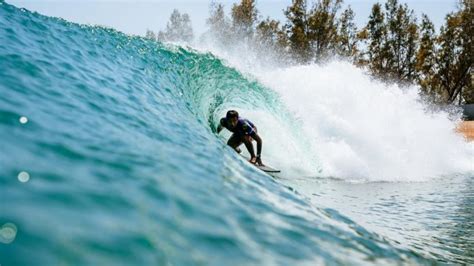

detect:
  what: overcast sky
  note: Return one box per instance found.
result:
[8,0,459,37]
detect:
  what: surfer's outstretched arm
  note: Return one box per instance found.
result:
[252,133,263,165]
[217,117,226,134]
[251,133,262,156]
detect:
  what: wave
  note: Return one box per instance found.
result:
[1,2,468,265]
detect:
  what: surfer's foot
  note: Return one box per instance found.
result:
[235,147,241,154]
[249,157,257,164]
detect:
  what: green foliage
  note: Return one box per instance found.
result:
[157,9,194,43]
[416,15,437,97]
[307,0,342,61]
[365,3,388,75]
[145,29,156,41]
[337,6,358,58]
[282,0,343,63]
[231,0,258,40]
[172,0,471,105]
[257,18,287,51]
[457,0,473,104]
[256,18,290,63]
[434,0,473,104]
[206,1,231,45]
[284,0,311,63]
[359,0,420,84]
[384,0,419,82]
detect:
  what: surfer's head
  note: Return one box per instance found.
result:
[226,110,239,127]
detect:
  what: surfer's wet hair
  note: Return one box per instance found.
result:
[226,110,239,120]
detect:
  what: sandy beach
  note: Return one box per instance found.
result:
[457,121,474,141]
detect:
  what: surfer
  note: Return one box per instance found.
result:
[217,110,264,166]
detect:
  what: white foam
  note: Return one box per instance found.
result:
[192,39,473,182]
[257,62,474,181]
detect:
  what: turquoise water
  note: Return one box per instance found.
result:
[0,2,472,265]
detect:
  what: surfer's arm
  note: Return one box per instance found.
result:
[252,133,263,165]
[217,118,226,134]
[252,133,262,158]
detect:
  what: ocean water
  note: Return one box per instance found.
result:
[1,2,473,265]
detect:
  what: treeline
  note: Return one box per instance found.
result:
[146,9,194,43]
[146,0,473,105]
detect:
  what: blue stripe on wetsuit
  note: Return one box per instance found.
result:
[240,119,255,136]
[221,117,256,136]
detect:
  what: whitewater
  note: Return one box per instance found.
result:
[1,2,473,265]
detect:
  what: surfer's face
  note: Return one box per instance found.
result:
[229,117,238,128]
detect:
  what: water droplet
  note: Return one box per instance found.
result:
[19,116,28,124]
[18,171,30,183]
[0,223,18,244]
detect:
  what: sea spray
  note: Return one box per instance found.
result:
[257,62,473,181]
[196,37,473,181]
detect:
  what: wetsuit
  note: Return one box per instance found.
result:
[220,117,257,138]
[218,116,263,164]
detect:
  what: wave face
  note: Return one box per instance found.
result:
[0,2,472,265]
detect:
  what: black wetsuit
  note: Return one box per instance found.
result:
[220,117,255,135]
[219,117,263,163]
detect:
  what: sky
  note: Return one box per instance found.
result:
[8,0,459,37]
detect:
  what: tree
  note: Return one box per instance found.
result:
[337,5,358,58]
[284,0,310,63]
[403,20,419,82]
[434,0,473,104]
[415,14,437,96]
[458,0,473,104]
[384,0,418,82]
[435,14,463,103]
[206,1,231,44]
[364,3,388,76]
[145,29,156,41]
[307,0,342,62]
[256,18,289,61]
[157,9,194,43]
[354,27,369,66]
[231,0,258,40]
[195,0,471,105]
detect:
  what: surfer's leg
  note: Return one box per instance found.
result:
[227,133,243,153]
[243,137,256,158]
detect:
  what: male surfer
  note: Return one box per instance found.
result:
[217,110,264,166]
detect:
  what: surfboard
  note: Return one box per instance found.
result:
[240,154,281,173]
[257,165,281,173]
